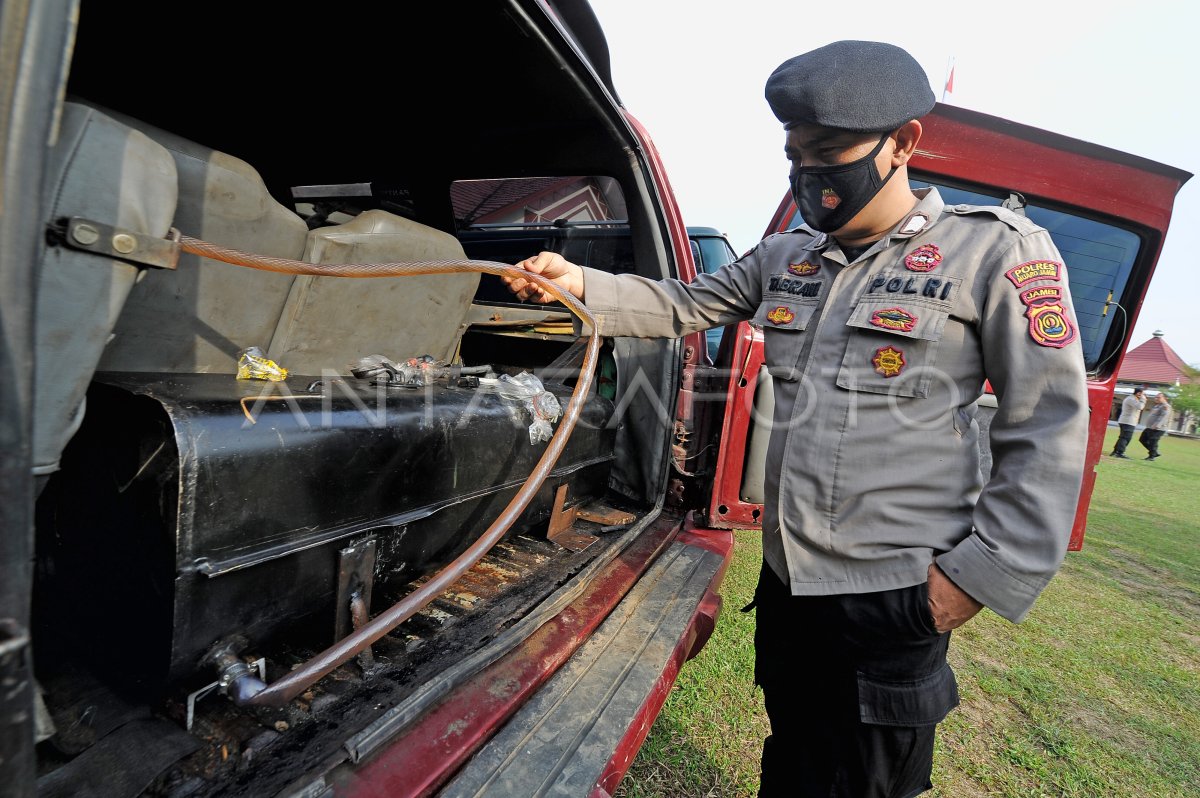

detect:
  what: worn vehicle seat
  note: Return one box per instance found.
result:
[33,103,178,475]
[90,109,480,376]
[96,115,309,375]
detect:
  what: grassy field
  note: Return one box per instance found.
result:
[616,428,1200,797]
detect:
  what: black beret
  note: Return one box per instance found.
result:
[765,40,936,132]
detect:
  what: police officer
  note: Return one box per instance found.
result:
[504,39,1088,798]
[1111,386,1146,458]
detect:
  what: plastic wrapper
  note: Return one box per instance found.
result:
[236,346,288,381]
[397,355,445,388]
[493,372,562,444]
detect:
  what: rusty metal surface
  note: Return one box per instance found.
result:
[348,594,374,672]
[547,484,597,553]
[575,503,636,527]
[335,540,377,643]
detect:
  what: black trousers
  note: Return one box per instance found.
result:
[1113,423,1136,455]
[1140,428,1165,457]
[752,563,959,798]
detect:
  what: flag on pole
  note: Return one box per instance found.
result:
[942,57,956,103]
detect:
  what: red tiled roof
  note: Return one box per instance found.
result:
[1118,334,1195,386]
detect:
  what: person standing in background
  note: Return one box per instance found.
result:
[1139,392,1171,460]
[1110,386,1146,459]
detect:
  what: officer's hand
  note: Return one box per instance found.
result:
[927,562,982,633]
[503,251,585,304]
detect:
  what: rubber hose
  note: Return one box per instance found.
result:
[177,234,600,708]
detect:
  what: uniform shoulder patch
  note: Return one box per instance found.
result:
[1025,300,1076,348]
[1005,260,1062,288]
[1019,285,1062,305]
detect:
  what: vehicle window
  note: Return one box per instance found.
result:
[694,236,738,275]
[451,176,633,307]
[784,179,1142,372]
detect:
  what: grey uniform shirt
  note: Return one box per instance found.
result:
[1144,402,1170,430]
[579,188,1088,622]
[1118,394,1145,426]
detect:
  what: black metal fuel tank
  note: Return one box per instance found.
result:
[33,371,616,683]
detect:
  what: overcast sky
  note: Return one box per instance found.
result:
[589,0,1199,365]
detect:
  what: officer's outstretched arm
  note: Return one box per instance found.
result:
[550,240,770,340]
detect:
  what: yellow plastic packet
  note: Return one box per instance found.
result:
[236,346,288,381]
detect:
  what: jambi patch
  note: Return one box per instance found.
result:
[904,243,942,272]
[872,346,906,377]
[788,260,821,276]
[869,307,918,333]
[766,306,796,325]
[1019,285,1062,306]
[1025,300,1077,348]
[1005,259,1062,288]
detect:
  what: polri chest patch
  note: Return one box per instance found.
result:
[904,243,942,272]
[865,272,956,303]
[788,260,821,276]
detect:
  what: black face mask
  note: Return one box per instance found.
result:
[789,133,897,233]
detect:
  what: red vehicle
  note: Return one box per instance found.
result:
[1,2,734,796]
[700,103,1191,552]
[1,2,1189,795]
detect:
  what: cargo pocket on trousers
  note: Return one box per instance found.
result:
[857,662,959,727]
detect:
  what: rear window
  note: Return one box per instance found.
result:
[785,179,1142,372]
[693,235,738,275]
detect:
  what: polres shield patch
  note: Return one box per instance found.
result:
[869,307,918,333]
[788,260,821,276]
[821,188,841,209]
[766,306,796,325]
[1005,259,1062,288]
[872,345,906,377]
[1025,300,1076,348]
[904,243,942,272]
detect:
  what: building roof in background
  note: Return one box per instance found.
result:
[1118,330,1195,386]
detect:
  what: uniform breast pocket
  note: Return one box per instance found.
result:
[836,299,950,398]
[753,301,817,381]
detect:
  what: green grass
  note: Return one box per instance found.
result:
[616,429,1200,797]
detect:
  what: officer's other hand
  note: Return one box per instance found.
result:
[503,251,585,303]
[927,562,982,633]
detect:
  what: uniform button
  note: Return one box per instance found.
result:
[955,204,970,212]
